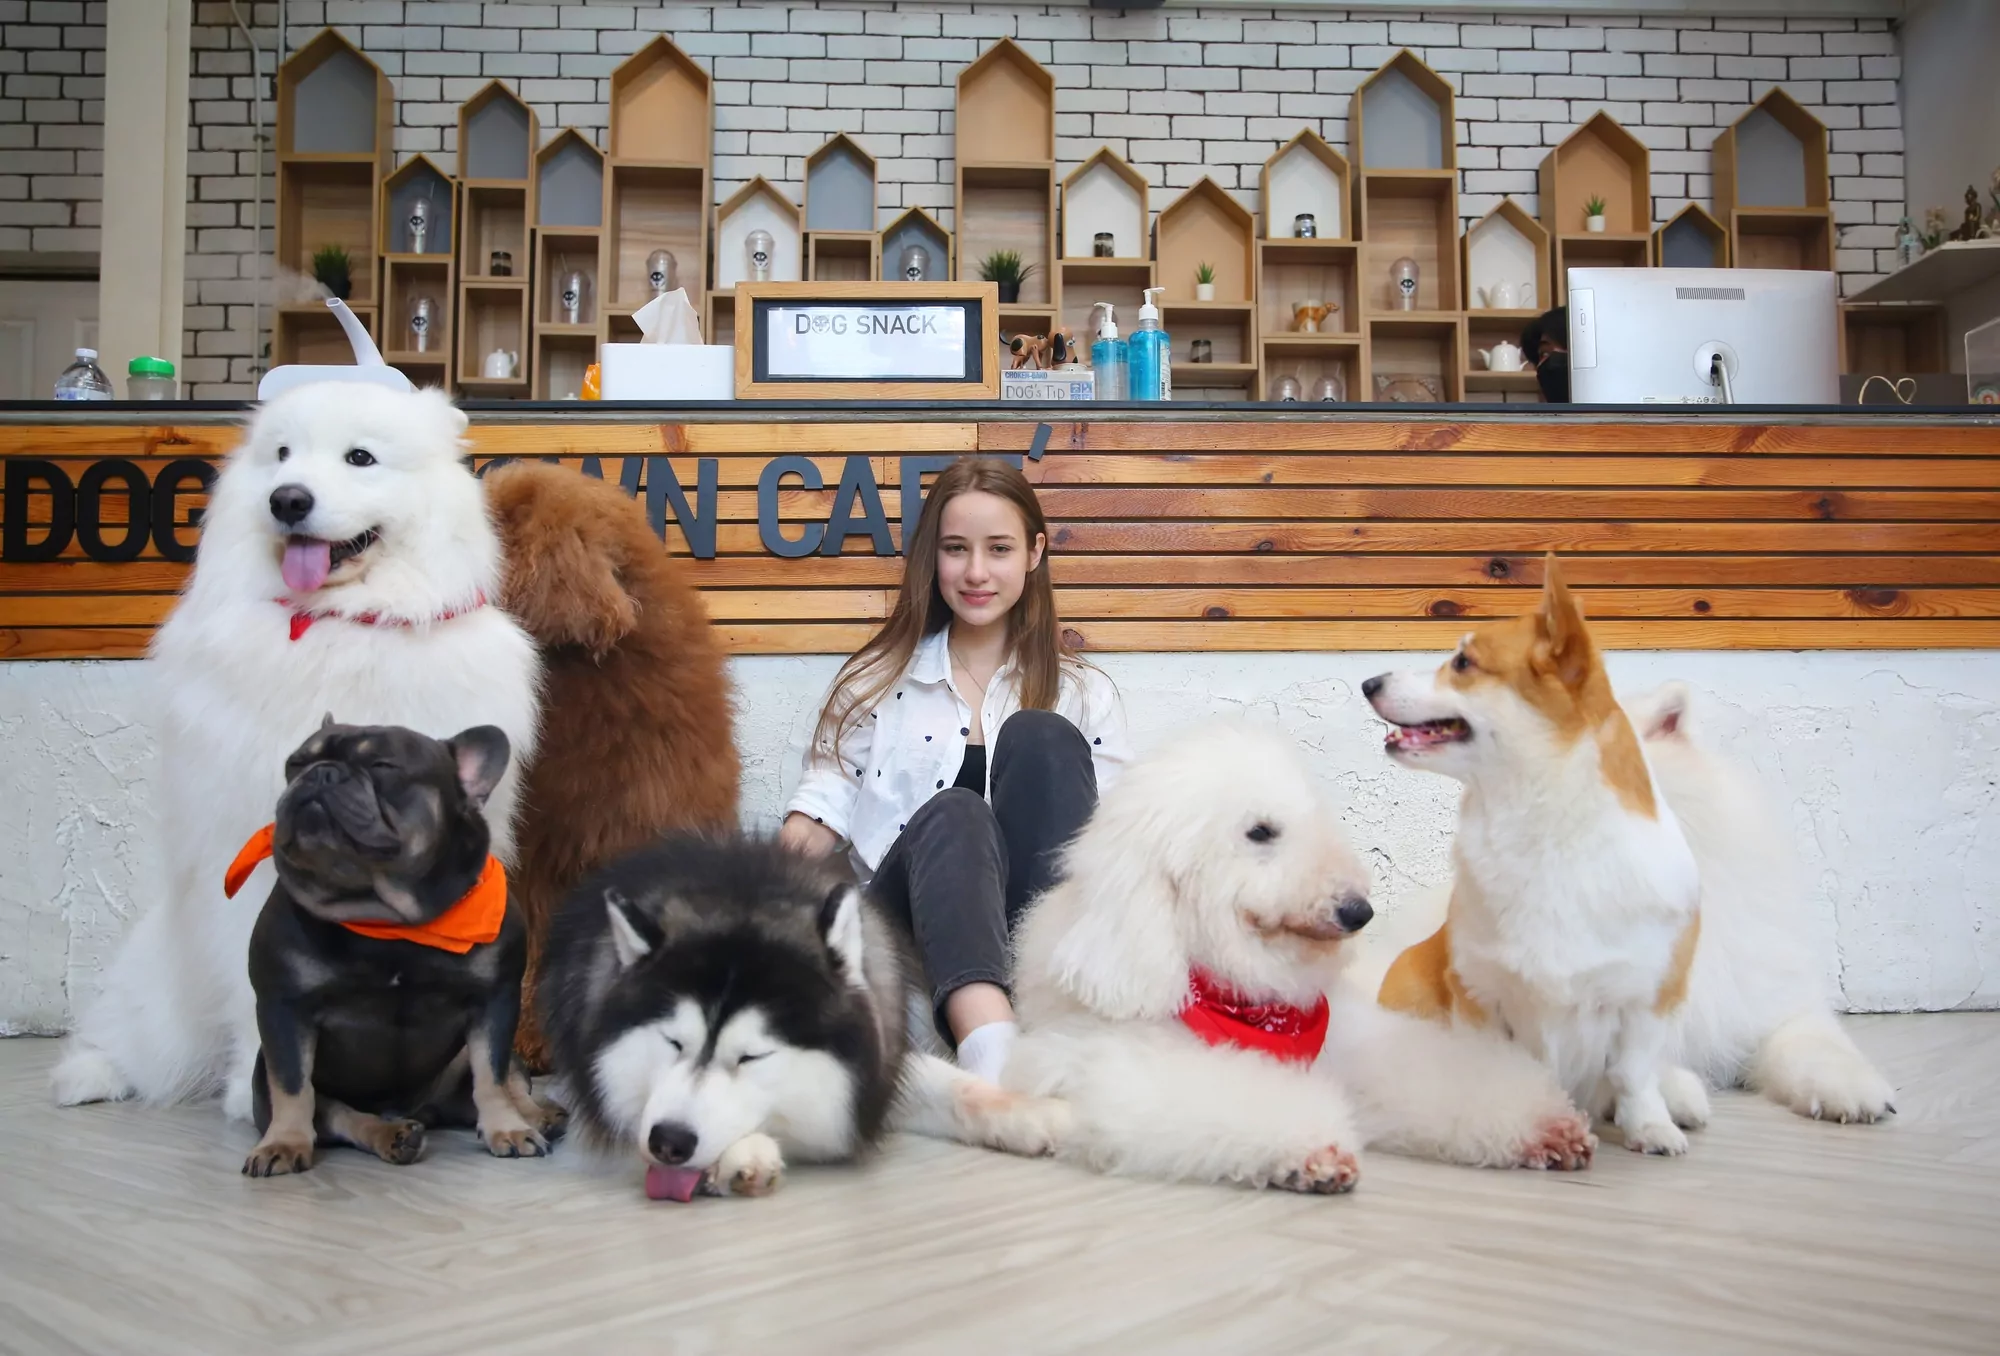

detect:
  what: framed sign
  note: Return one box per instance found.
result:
[734,281,1000,400]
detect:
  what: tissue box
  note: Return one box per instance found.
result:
[600,344,736,400]
[1001,369,1095,401]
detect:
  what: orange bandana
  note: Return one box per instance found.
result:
[223,823,508,954]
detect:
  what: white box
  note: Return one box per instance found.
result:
[1000,368,1095,401]
[599,344,736,400]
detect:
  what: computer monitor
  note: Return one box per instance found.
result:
[1566,267,1840,405]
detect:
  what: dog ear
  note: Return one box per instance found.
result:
[487,465,641,658]
[320,712,336,731]
[819,884,869,991]
[447,725,511,809]
[1038,798,1191,1022]
[1626,680,1693,741]
[1535,553,1594,690]
[604,887,655,969]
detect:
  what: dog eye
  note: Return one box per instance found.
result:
[1246,822,1279,843]
[663,1036,684,1054]
[275,445,290,462]
[736,1052,769,1067]
[345,448,376,468]
[1452,652,1472,672]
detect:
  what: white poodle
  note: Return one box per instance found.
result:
[1005,719,1596,1193]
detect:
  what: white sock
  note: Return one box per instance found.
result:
[955,1020,1018,1084]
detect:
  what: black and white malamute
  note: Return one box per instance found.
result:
[537,834,1069,1198]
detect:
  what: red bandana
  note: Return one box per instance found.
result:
[1178,967,1330,1066]
[282,592,488,642]
[222,823,508,955]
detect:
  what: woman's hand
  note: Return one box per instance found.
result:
[780,811,840,858]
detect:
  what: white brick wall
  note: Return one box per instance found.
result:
[0,2,1911,398]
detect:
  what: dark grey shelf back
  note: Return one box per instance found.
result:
[538,139,604,228]
[1660,216,1722,269]
[883,217,950,280]
[389,165,455,253]
[464,97,532,181]
[807,143,876,232]
[1734,109,1808,208]
[1360,69,1445,171]
[292,51,378,154]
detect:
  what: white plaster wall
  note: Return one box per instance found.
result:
[4,650,1996,1034]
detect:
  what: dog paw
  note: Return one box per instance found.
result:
[378,1118,427,1166]
[243,1134,315,1178]
[714,1133,785,1197]
[529,1098,570,1141]
[1620,1119,1689,1157]
[1517,1110,1596,1171]
[1274,1144,1360,1195]
[1782,1074,1897,1126]
[1660,1067,1711,1131]
[479,1123,549,1159]
[953,1079,1071,1157]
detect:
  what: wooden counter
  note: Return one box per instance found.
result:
[5,404,2000,658]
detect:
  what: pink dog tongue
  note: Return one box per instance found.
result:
[282,538,332,594]
[645,1165,704,1202]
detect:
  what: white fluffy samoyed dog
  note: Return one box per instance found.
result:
[51,382,541,1120]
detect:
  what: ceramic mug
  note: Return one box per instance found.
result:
[483,349,519,380]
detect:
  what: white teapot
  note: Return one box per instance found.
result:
[483,349,519,380]
[1477,341,1527,372]
[1476,282,1535,310]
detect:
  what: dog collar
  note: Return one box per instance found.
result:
[223,823,508,954]
[279,592,489,642]
[1178,967,1329,1066]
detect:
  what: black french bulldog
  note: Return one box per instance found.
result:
[240,717,564,1177]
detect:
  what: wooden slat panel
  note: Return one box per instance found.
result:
[1024,454,2000,489]
[1042,521,2000,554]
[1048,587,2000,621]
[978,420,2000,456]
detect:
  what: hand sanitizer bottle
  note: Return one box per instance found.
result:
[1089,301,1127,401]
[1128,286,1172,401]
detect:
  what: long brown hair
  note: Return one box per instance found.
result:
[812,456,1074,758]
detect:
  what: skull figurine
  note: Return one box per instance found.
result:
[746,229,775,283]
[646,249,676,296]
[560,270,588,325]
[901,244,930,283]
[407,198,432,254]
[407,294,437,353]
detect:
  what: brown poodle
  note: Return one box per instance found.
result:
[485,461,740,1067]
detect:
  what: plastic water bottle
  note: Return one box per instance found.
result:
[53,347,114,401]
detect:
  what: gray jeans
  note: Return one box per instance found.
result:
[866,709,1098,1044]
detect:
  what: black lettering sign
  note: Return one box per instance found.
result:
[3,458,76,562]
[758,455,825,558]
[149,459,215,564]
[822,454,892,557]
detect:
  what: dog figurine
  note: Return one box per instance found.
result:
[237,718,564,1177]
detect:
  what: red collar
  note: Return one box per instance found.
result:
[282,591,488,642]
[1178,966,1329,1066]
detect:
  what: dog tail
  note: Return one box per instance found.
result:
[484,461,650,658]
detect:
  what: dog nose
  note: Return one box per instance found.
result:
[648,1121,699,1166]
[1336,896,1374,933]
[1361,675,1385,700]
[270,484,315,527]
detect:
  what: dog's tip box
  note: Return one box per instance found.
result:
[600,344,736,401]
[1001,369,1095,402]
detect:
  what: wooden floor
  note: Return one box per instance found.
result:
[2,1017,1998,1355]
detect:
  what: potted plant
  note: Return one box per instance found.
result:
[1194,261,1216,302]
[311,243,353,301]
[978,249,1037,304]
[1583,196,1607,234]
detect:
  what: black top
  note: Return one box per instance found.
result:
[953,743,987,794]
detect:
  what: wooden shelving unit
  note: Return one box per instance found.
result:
[882,206,953,286]
[1353,52,1462,402]
[1058,148,1151,343]
[709,176,802,350]
[956,40,1059,334]
[378,154,456,391]
[804,134,880,281]
[452,81,536,397]
[531,127,605,401]
[1254,132,1354,403]
[1157,179,1258,397]
[1263,129,1351,243]
[1540,111,1651,302]
[602,36,713,349]
[1654,202,1731,268]
[1841,304,1948,376]
[1166,301,1259,401]
[1461,197,1547,395]
[1713,88,1834,273]
[272,29,393,366]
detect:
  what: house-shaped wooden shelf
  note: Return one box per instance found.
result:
[804,135,880,281]
[274,29,393,364]
[1540,112,1652,299]
[956,41,1058,313]
[608,36,711,163]
[1157,178,1255,304]
[1463,198,1549,315]
[458,81,537,190]
[1712,88,1834,271]
[956,39,1054,166]
[882,207,952,284]
[710,176,803,347]
[1058,149,1152,339]
[1263,130,1351,241]
[531,129,605,398]
[1654,203,1730,269]
[1354,50,1455,172]
[604,36,713,315]
[1353,52,1460,318]
[379,156,457,386]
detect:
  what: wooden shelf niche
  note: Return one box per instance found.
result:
[956,40,1058,314]
[1059,148,1151,340]
[1841,304,1947,376]
[379,155,456,389]
[1540,111,1651,301]
[710,176,803,349]
[1157,177,1255,304]
[1165,302,1258,401]
[453,81,536,396]
[1654,202,1730,269]
[1354,50,1462,377]
[882,206,953,287]
[1264,129,1351,242]
[805,135,880,282]
[532,128,605,400]
[273,29,392,365]
[1462,198,1547,396]
[1712,88,1835,271]
[603,36,713,337]
[1258,131,1356,401]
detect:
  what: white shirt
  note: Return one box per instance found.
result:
[786,628,1130,877]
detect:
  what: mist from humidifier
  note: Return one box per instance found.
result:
[1090,301,1127,401]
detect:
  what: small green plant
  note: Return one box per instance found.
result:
[311,243,353,300]
[977,249,1037,286]
[1194,261,1217,284]
[1583,195,1608,218]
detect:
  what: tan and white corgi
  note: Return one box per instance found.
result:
[1363,557,1893,1154]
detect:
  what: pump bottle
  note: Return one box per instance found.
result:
[1128,287,1172,401]
[1089,301,1128,401]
